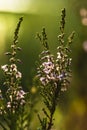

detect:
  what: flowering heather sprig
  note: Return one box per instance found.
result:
[5,17,23,64]
[37,9,75,91]
[0,17,28,130]
[36,8,75,130]
[0,17,25,115]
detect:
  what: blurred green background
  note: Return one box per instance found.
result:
[0,0,87,130]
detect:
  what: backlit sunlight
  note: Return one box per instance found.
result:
[0,0,31,13]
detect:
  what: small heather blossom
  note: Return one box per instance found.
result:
[1,64,8,72]
[16,71,22,79]
[16,90,25,100]
[40,77,49,86]
[15,89,26,105]
[58,72,65,80]
[10,64,17,72]
[7,102,11,108]
[42,61,54,74]
[57,52,61,59]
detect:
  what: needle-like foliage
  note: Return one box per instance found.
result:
[36,8,75,130]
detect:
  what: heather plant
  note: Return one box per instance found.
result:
[0,17,28,130]
[36,8,74,130]
[0,8,74,130]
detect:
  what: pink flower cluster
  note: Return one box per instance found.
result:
[1,64,22,79]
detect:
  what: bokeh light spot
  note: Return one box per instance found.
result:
[83,41,87,52]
